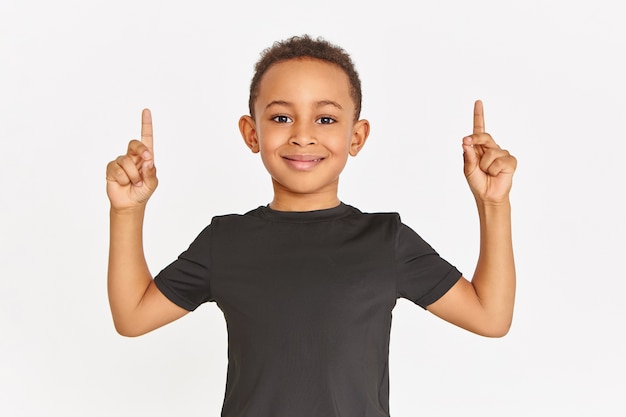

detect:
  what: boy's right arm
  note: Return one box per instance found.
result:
[106,109,188,337]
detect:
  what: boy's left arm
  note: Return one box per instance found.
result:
[427,100,517,337]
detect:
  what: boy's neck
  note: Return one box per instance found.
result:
[269,194,341,212]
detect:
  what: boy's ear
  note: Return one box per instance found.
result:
[349,119,370,157]
[239,115,259,153]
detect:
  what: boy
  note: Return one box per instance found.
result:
[106,35,517,416]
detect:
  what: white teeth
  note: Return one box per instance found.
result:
[286,158,321,162]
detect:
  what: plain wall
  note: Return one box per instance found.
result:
[1,0,624,415]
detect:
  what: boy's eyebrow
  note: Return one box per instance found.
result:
[265,100,292,110]
[264,100,344,111]
[316,100,343,110]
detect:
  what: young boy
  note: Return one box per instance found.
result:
[106,35,517,416]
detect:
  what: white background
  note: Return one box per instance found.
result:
[1,0,625,415]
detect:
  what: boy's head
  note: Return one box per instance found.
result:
[248,35,362,121]
[239,35,370,211]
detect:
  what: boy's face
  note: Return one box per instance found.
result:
[240,58,369,208]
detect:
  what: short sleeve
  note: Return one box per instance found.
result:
[396,222,462,309]
[154,225,213,311]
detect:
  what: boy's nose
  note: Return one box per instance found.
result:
[289,126,317,147]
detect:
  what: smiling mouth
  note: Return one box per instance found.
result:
[283,155,325,162]
[282,155,325,170]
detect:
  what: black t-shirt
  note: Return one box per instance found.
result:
[155,203,462,417]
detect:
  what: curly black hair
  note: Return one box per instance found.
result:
[248,35,362,121]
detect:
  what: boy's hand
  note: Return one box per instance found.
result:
[462,100,517,205]
[106,109,158,211]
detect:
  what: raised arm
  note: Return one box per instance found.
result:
[106,109,188,337]
[427,100,517,337]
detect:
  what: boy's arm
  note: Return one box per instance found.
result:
[106,109,188,337]
[426,101,517,337]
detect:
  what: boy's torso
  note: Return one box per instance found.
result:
[155,203,461,417]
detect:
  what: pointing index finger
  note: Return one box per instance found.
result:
[473,100,485,134]
[141,108,154,154]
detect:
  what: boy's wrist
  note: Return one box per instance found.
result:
[110,204,147,218]
[475,197,511,219]
[475,195,511,210]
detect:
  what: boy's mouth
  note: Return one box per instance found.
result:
[283,155,324,162]
[282,154,325,170]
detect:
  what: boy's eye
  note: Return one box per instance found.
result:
[272,115,292,123]
[316,116,336,125]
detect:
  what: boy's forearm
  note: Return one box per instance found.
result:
[470,199,516,332]
[107,207,153,333]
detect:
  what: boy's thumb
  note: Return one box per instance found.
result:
[142,161,158,189]
[462,143,477,176]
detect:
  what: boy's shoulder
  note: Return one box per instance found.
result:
[200,204,416,259]
[208,203,401,226]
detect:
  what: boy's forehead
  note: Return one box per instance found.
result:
[256,58,352,105]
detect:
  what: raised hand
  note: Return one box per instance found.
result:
[462,100,517,204]
[106,109,158,210]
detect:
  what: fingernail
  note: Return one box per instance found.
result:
[143,151,151,159]
[135,181,143,187]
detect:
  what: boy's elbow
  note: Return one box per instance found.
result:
[113,322,137,338]
[479,327,510,338]
[115,326,143,338]
[476,318,513,338]
[112,317,149,338]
